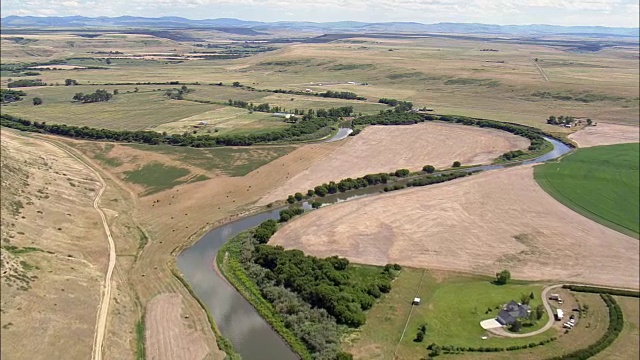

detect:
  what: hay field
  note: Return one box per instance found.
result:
[569,123,640,148]
[0,131,106,360]
[269,165,639,289]
[258,122,529,204]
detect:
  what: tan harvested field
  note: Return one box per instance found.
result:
[0,130,106,360]
[258,122,529,204]
[145,293,211,360]
[569,123,640,148]
[270,165,639,289]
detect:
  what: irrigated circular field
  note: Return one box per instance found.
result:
[269,165,639,289]
[258,122,529,205]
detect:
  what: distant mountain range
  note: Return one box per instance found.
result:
[1,15,638,37]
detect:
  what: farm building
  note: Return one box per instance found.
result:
[556,309,564,321]
[496,300,530,326]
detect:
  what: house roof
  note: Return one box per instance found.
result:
[497,310,516,325]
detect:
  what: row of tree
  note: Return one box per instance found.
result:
[1,113,335,147]
[7,79,45,88]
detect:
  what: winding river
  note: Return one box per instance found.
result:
[176,135,571,360]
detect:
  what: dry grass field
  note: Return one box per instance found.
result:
[270,165,639,289]
[258,122,529,204]
[0,130,106,360]
[593,296,640,360]
[145,293,212,360]
[568,122,640,148]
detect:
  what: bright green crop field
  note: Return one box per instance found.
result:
[534,143,639,238]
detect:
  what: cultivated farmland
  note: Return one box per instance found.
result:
[269,165,639,289]
[535,143,639,237]
[258,122,529,204]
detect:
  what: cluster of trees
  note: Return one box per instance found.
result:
[1,113,335,147]
[222,229,363,359]
[279,208,304,222]
[561,285,639,298]
[495,269,511,285]
[165,85,193,100]
[1,89,26,103]
[500,150,526,161]
[415,324,428,342]
[254,219,278,244]
[253,245,398,327]
[7,79,45,88]
[64,79,78,86]
[378,98,414,112]
[547,115,575,126]
[429,336,557,356]
[383,184,406,192]
[548,294,623,360]
[73,89,113,103]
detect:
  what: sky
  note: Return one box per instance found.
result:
[2,0,639,28]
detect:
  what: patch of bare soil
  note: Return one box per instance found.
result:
[0,130,107,360]
[145,293,209,360]
[270,165,639,289]
[569,123,639,148]
[258,122,529,205]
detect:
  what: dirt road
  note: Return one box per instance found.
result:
[40,138,117,360]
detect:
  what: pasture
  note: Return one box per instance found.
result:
[535,143,640,237]
[3,31,638,130]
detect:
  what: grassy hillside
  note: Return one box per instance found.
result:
[534,143,639,238]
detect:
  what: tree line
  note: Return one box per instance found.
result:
[7,79,46,88]
[1,113,336,147]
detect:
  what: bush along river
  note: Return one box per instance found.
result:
[176,136,572,360]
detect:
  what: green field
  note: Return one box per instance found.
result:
[534,143,640,238]
[124,144,294,176]
[123,162,206,195]
[344,269,555,359]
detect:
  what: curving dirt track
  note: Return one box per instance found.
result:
[569,123,639,148]
[270,165,639,289]
[258,122,529,205]
[37,137,117,360]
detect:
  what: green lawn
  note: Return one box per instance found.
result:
[344,269,556,360]
[534,143,639,238]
